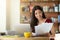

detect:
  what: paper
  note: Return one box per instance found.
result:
[35,23,53,35]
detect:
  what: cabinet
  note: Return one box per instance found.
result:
[20,0,60,33]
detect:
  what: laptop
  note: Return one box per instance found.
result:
[35,23,53,35]
[14,24,31,35]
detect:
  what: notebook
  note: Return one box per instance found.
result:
[35,23,53,35]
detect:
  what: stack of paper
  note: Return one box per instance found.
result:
[35,23,53,35]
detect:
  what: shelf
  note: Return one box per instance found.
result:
[21,12,59,13]
[20,0,59,24]
[42,12,58,17]
[30,1,59,3]
[45,12,59,13]
[20,1,59,3]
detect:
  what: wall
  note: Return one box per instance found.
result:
[6,0,20,31]
[10,0,20,31]
[6,0,11,30]
[0,0,6,32]
[6,0,30,32]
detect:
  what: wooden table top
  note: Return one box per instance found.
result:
[0,36,49,40]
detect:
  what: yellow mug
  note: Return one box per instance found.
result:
[24,32,32,38]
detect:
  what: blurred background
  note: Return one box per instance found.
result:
[20,0,60,33]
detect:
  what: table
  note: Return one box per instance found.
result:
[0,36,49,40]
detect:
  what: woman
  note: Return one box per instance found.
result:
[30,5,55,37]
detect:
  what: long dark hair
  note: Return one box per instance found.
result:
[30,5,46,32]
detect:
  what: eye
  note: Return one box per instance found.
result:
[35,13,37,15]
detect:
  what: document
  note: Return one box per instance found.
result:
[35,23,53,35]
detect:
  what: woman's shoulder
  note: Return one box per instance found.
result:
[45,18,52,23]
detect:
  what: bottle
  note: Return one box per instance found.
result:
[54,4,58,12]
[59,4,60,12]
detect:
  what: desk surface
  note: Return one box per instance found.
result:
[0,36,49,40]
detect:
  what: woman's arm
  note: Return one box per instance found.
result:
[49,25,55,37]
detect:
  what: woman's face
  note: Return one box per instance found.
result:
[35,9,42,20]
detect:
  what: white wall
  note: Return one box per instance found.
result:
[6,0,29,31]
[0,0,6,32]
[6,0,20,30]
[10,0,20,31]
[6,0,11,30]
